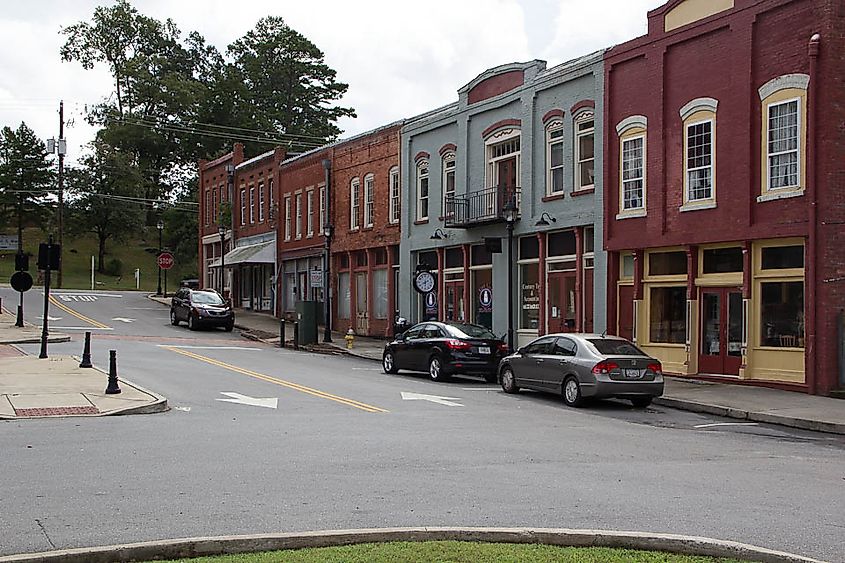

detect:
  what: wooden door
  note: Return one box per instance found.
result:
[547,271,576,333]
[698,288,742,375]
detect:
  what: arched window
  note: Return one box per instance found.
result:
[416,161,429,221]
[350,177,360,230]
[546,120,564,195]
[758,74,809,201]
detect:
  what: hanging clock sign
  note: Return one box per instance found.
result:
[413,270,437,294]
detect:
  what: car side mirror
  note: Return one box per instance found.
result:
[396,332,406,341]
[516,347,524,355]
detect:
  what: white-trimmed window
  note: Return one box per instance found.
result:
[240,188,246,225]
[767,99,800,190]
[350,177,360,230]
[295,193,302,239]
[363,173,374,228]
[622,136,645,211]
[686,119,714,202]
[268,178,274,209]
[416,161,429,221]
[284,196,291,240]
[442,153,456,217]
[486,129,521,190]
[389,166,400,224]
[319,186,326,235]
[306,190,314,236]
[258,182,265,222]
[546,121,564,195]
[205,189,211,225]
[575,113,595,191]
[249,186,255,224]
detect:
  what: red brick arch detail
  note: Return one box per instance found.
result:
[542,109,565,124]
[482,119,522,139]
[414,151,431,163]
[439,143,457,157]
[570,99,596,115]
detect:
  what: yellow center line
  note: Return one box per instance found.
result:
[48,296,111,329]
[162,346,389,414]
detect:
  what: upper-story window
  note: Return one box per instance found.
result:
[416,161,429,221]
[205,189,211,226]
[486,128,520,191]
[363,173,374,228]
[575,112,595,191]
[389,166,400,224]
[240,188,246,225]
[442,153,456,217]
[616,115,647,219]
[284,196,291,240]
[249,186,256,224]
[680,98,718,211]
[306,190,314,236]
[350,177,360,230]
[319,186,325,235]
[546,121,564,195]
[212,188,218,225]
[258,182,265,222]
[758,74,808,202]
[295,193,302,239]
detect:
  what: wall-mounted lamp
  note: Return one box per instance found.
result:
[535,212,557,227]
[430,228,449,240]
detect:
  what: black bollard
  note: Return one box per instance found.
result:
[15,304,23,327]
[105,350,121,394]
[293,321,299,351]
[280,318,286,349]
[79,331,93,368]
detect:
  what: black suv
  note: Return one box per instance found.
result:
[170,289,234,331]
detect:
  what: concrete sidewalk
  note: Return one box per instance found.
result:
[0,309,70,345]
[144,295,845,435]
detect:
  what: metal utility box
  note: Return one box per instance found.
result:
[295,300,319,345]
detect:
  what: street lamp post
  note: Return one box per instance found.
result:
[156,220,163,296]
[503,197,518,353]
[224,163,235,299]
[219,225,226,296]
[322,158,333,343]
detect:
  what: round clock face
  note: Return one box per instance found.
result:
[414,271,436,294]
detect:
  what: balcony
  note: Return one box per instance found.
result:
[444,186,521,228]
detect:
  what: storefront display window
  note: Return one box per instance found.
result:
[520,264,539,329]
[762,245,803,270]
[373,269,388,319]
[702,247,743,274]
[338,272,350,319]
[649,286,686,344]
[760,281,804,347]
[649,251,687,276]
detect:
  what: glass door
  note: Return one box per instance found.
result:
[547,271,576,333]
[356,272,368,334]
[699,288,742,375]
[445,282,465,322]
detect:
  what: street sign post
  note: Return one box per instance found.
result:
[158,252,174,297]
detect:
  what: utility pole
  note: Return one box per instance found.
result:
[56,101,66,288]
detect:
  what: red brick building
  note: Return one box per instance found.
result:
[603,0,844,394]
[330,123,402,337]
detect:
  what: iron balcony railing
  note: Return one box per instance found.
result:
[444,185,521,228]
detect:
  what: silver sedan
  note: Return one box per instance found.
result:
[498,333,664,408]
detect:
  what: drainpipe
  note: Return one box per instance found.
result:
[806,33,820,394]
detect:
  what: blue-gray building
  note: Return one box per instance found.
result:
[399,52,606,348]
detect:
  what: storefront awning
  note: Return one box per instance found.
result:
[217,241,275,267]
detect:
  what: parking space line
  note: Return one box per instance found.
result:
[48,296,110,329]
[161,346,389,414]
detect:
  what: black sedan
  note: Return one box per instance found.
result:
[170,288,235,331]
[382,321,507,382]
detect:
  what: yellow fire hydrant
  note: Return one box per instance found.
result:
[345,328,355,349]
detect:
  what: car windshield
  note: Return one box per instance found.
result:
[191,292,225,305]
[588,338,645,356]
[446,323,497,339]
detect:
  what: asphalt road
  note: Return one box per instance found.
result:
[1,289,844,561]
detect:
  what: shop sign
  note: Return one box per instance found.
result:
[424,291,438,315]
[478,286,493,313]
[310,269,323,288]
[522,282,540,311]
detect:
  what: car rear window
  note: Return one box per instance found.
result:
[191,292,225,305]
[587,338,645,356]
[445,323,497,339]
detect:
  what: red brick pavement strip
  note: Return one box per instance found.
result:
[0,344,24,358]
[13,406,100,417]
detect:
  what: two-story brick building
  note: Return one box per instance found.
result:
[604,0,844,394]
[399,54,607,349]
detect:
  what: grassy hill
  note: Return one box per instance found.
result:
[0,228,195,293]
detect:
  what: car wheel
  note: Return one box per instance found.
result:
[187,314,198,331]
[224,322,234,332]
[562,376,584,407]
[382,351,399,374]
[500,366,519,394]
[429,355,449,382]
[170,310,179,326]
[630,396,652,408]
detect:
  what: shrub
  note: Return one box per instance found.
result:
[104,258,123,277]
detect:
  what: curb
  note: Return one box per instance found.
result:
[0,335,72,345]
[653,397,845,436]
[0,527,823,563]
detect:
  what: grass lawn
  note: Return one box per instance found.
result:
[0,228,194,293]
[151,542,746,563]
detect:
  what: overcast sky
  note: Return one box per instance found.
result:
[0,0,664,164]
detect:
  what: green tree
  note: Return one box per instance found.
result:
[0,122,54,238]
[66,142,145,272]
[161,178,198,277]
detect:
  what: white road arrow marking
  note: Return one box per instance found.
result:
[217,392,278,409]
[111,317,135,323]
[401,392,464,407]
[37,316,62,321]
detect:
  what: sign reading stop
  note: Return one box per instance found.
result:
[157,252,175,270]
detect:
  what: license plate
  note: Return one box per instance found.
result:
[624,368,641,379]
[478,346,491,355]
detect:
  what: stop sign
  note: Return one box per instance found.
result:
[157,252,174,270]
